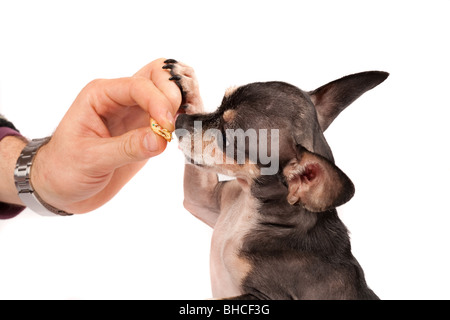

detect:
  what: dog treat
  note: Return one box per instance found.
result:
[150,118,172,142]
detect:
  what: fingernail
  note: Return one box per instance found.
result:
[165,110,175,131]
[144,131,160,152]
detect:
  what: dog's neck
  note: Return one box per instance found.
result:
[246,173,351,256]
[250,174,317,229]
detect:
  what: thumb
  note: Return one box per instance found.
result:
[99,128,167,169]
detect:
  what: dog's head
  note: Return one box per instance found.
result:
[175,71,388,212]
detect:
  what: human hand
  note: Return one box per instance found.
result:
[31,58,182,214]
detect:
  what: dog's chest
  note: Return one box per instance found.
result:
[210,189,258,298]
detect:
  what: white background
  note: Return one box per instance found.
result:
[0,0,449,299]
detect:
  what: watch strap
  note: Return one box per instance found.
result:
[14,137,73,216]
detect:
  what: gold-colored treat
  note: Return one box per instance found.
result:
[150,118,172,142]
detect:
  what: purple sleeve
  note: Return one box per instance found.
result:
[0,126,26,219]
[0,203,25,219]
[0,126,22,140]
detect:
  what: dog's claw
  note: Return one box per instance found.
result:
[163,59,186,104]
[169,75,182,81]
[162,59,201,113]
[164,59,178,64]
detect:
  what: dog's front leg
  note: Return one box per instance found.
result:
[183,164,226,228]
[163,59,224,228]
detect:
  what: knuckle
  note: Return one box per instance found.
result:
[84,78,105,91]
[130,76,149,97]
[120,134,138,161]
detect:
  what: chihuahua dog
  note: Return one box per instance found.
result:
[164,59,388,300]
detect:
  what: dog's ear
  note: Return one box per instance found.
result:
[309,71,389,131]
[283,146,355,212]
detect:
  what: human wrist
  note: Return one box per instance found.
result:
[16,138,73,216]
[29,142,67,213]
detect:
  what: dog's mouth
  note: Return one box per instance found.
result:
[181,152,205,167]
[175,133,206,167]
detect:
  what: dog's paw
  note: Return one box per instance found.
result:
[163,59,204,114]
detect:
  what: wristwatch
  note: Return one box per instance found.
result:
[14,137,72,216]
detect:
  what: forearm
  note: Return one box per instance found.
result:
[0,135,27,205]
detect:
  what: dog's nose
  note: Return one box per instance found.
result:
[175,113,193,130]
[175,113,195,140]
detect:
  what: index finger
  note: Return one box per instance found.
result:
[89,77,175,132]
[134,58,182,116]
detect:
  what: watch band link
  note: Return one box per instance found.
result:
[14,137,72,216]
